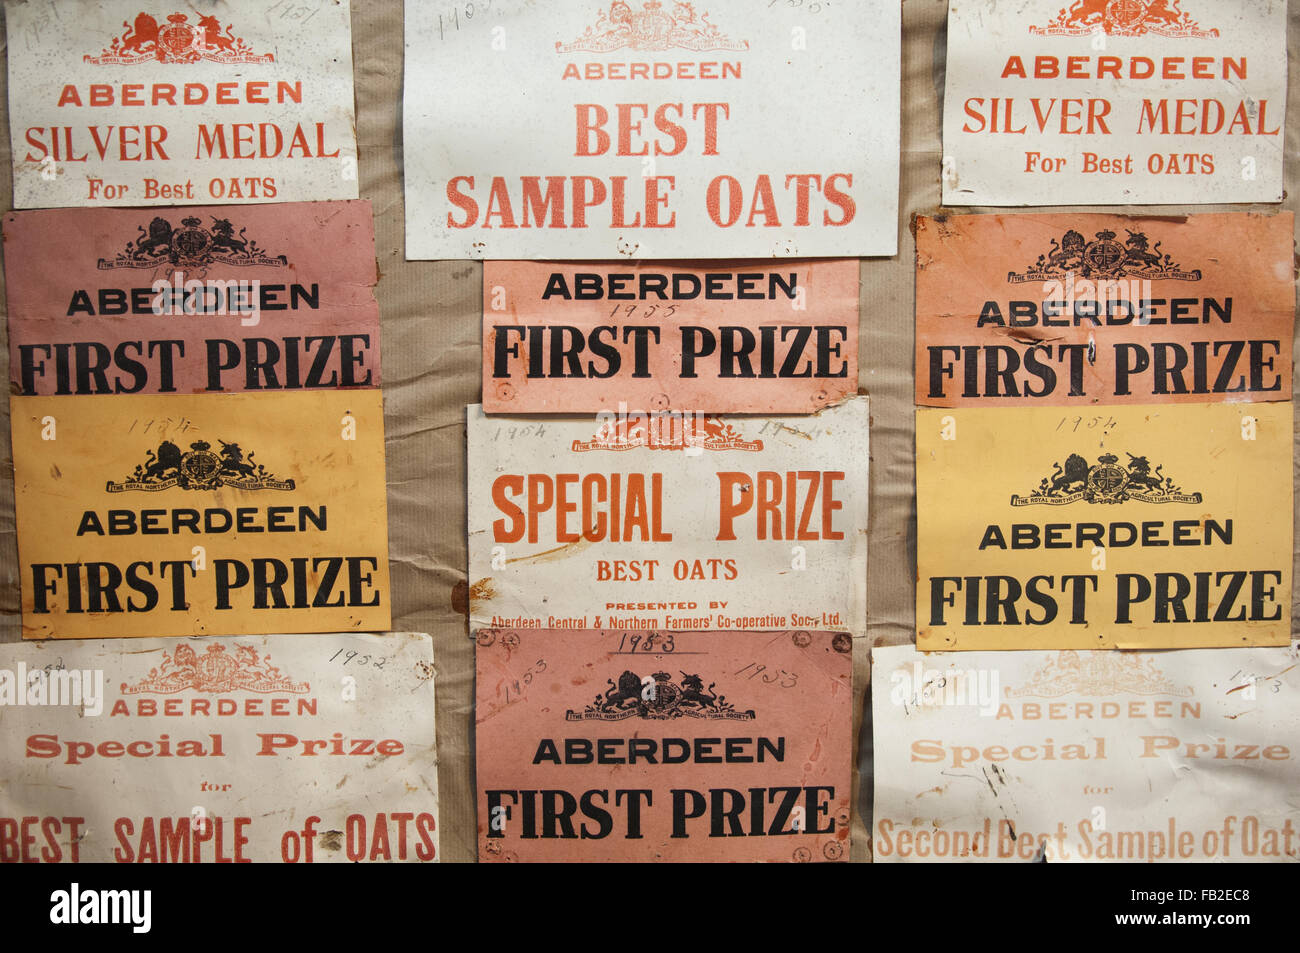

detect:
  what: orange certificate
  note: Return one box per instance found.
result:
[916,403,1291,650]
[11,390,390,639]
[915,212,1294,407]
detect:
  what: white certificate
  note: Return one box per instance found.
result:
[467,398,870,638]
[942,0,1286,205]
[404,0,900,259]
[7,0,359,207]
[872,643,1300,862]
[0,632,439,863]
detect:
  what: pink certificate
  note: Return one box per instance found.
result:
[476,627,852,862]
[5,200,380,395]
[483,260,858,413]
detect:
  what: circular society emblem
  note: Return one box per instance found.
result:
[172,218,214,262]
[1107,1,1150,32]
[157,15,200,57]
[180,446,222,487]
[1084,454,1129,502]
[1081,234,1126,276]
[645,676,682,715]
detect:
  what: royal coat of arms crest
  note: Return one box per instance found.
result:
[567,668,756,721]
[1030,0,1218,38]
[1007,650,1194,697]
[97,215,289,270]
[557,1,748,53]
[1007,228,1202,283]
[1011,451,1202,506]
[106,438,296,492]
[121,642,310,694]
[85,12,275,65]
[571,414,764,452]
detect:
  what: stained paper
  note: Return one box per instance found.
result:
[484,259,859,413]
[5,201,380,395]
[873,642,1300,863]
[466,398,869,637]
[477,627,851,861]
[942,0,1287,205]
[7,0,359,207]
[404,0,900,259]
[915,212,1294,407]
[12,391,391,639]
[0,632,438,862]
[916,403,1292,650]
